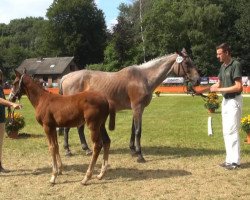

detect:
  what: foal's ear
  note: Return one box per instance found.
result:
[23,68,27,74]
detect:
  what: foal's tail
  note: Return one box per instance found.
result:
[108,101,116,131]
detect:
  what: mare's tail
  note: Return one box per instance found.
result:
[108,101,116,131]
[59,80,63,95]
[58,76,66,95]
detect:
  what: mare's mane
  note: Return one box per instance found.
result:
[136,53,175,69]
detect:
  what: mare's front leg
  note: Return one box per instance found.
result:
[63,127,72,156]
[77,125,92,155]
[129,119,136,155]
[44,126,62,184]
[130,106,145,163]
[97,124,111,180]
[81,126,102,185]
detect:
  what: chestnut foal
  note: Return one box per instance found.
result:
[9,70,115,185]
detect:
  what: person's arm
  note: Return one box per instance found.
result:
[210,78,242,93]
[0,98,22,109]
[194,80,221,94]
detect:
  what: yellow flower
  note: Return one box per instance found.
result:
[5,112,25,134]
[241,115,250,133]
[204,92,220,110]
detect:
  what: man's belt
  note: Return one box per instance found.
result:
[224,93,241,99]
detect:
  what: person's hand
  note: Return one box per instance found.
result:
[210,86,217,92]
[11,103,22,109]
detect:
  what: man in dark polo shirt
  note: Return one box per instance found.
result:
[210,43,243,170]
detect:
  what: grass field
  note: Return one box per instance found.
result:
[1,95,250,199]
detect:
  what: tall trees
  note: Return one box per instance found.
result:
[0,0,249,78]
[45,0,107,68]
[234,0,250,75]
[110,0,249,76]
[0,17,45,79]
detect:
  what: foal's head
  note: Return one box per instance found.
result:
[172,48,200,87]
[9,70,27,102]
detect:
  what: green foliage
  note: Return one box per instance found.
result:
[0,17,46,80]
[0,0,249,75]
[46,0,107,68]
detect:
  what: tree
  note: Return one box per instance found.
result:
[102,1,153,71]
[0,17,45,79]
[46,0,107,68]
[142,0,225,76]
[234,0,250,75]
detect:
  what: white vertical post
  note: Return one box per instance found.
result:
[208,116,213,136]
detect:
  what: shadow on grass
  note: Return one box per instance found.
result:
[105,167,191,181]
[0,163,192,183]
[0,163,89,177]
[109,145,225,158]
[7,132,45,140]
[240,162,250,169]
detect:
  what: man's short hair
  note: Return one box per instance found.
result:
[216,43,231,55]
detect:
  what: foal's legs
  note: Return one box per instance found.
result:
[81,126,102,185]
[44,126,62,184]
[97,124,111,180]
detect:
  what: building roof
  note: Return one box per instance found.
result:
[17,57,75,75]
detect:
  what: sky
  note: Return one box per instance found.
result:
[0,0,132,29]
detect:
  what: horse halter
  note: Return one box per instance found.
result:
[175,54,199,96]
[175,55,190,80]
[9,74,25,101]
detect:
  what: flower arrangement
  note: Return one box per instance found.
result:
[241,115,250,133]
[154,90,161,97]
[5,112,25,134]
[204,92,220,111]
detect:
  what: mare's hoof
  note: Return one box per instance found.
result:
[137,157,146,163]
[65,150,72,157]
[85,149,92,156]
[50,182,55,187]
[130,150,137,157]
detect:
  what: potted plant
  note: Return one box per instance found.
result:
[241,115,250,144]
[5,112,25,139]
[204,92,220,113]
[154,90,161,97]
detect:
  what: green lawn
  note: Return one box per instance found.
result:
[5,95,250,158]
[1,95,250,200]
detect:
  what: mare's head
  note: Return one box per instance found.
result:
[9,69,27,102]
[172,48,200,87]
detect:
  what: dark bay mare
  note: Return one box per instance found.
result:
[9,70,116,185]
[60,49,200,162]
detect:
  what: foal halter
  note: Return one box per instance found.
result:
[10,74,25,101]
